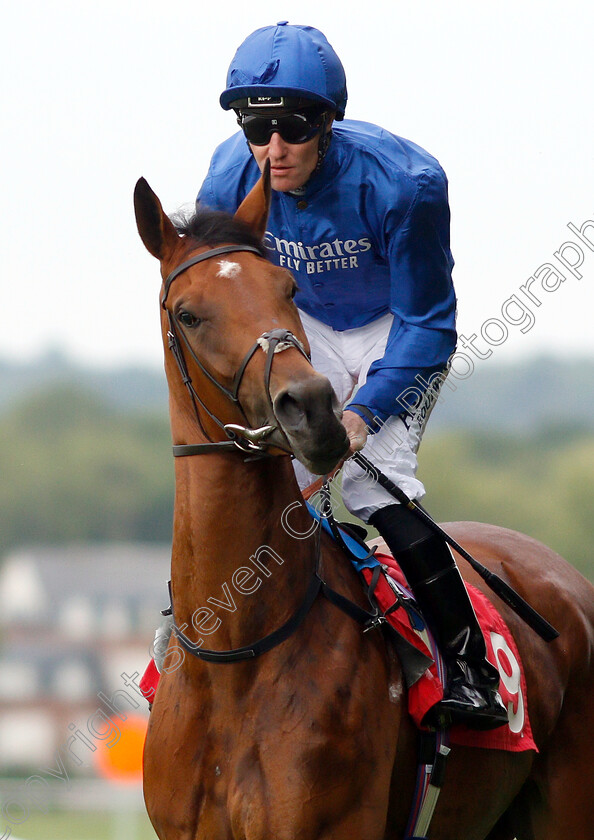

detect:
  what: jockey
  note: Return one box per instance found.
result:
[197,22,507,730]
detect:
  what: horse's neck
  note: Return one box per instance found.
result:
[170,454,316,651]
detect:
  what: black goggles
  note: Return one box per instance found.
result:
[238,111,326,146]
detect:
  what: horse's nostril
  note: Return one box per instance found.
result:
[274,377,342,433]
[274,391,305,427]
[272,377,349,472]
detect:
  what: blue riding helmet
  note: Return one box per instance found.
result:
[220,22,348,120]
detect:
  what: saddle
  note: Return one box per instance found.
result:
[319,511,537,753]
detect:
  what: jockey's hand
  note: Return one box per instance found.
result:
[342,409,368,456]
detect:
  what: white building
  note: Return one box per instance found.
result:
[0,543,169,772]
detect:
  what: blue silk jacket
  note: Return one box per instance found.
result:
[197,119,457,424]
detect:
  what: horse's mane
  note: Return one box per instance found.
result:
[171,204,268,258]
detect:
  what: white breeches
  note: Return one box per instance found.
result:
[293,309,441,522]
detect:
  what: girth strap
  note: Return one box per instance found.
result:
[404,730,451,840]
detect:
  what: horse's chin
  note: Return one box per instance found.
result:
[285,432,350,477]
[296,454,345,476]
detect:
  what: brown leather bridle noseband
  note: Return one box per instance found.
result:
[161,244,310,457]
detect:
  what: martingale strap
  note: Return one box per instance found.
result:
[168,515,385,665]
[171,569,383,664]
[173,573,323,663]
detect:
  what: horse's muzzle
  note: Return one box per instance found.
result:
[273,375,349,474]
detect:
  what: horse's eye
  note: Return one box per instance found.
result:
[178,311,200,328]
[290,284,299,300]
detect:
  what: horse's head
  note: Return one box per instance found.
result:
[133,170,349,475]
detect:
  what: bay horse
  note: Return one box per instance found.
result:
[134,170,594,840]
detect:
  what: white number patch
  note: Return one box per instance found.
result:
[490,632,525,734]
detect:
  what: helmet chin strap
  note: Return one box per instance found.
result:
[314,114,333,172]
[287,118,333,195]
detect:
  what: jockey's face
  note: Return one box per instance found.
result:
[250,131,321,192]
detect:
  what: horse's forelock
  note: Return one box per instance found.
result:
[170,206,268,258]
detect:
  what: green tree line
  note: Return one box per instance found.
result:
[1,383,593,581]
[0,384,173,552]
[418,426,594,579]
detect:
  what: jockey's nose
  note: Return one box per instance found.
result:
[267,132,287,156]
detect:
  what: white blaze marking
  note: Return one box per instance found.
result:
[216,260,241,278]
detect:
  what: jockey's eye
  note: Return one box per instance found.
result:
[178,311,201,328]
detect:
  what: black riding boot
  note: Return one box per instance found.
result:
[369,504,508,731]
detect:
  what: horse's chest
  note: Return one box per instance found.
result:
[197,708,378,840]
[152,670,391,840]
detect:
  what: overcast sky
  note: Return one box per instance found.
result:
[2,0,593,370]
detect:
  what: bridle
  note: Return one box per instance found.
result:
[161,244,310,458]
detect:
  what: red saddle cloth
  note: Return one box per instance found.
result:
[140,658,159,703]
[366,552,537,752]
[140,552,537,753]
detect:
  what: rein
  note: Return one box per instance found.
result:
[162,244,309,456]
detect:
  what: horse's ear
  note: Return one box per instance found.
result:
[134,177,180,260]
[234,160,271,239]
